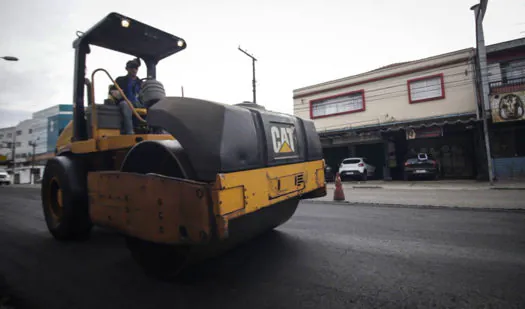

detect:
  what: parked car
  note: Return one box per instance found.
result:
[324,164,335,182]
[403,153,441,180]
[0,168,11,185]
[338,157,376,181]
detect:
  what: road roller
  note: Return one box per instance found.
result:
[41,12,327,279]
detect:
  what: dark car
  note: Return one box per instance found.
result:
[325,165,335,182]
[403,153,441,180]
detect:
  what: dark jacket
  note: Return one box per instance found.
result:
[115,75,143,107]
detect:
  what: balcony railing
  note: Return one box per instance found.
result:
[489,77,525,94]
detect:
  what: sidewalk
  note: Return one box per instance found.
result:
[309,180,525,210]
[325,179,525,191]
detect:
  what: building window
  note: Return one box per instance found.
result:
[28,128,32,134]
[15,142,21,147]
[7,133,12,138]
[501,59,525,83]
[310,90,366,119]
[407,73,445,104]
[0,134,3,139]
[16,130,22,136]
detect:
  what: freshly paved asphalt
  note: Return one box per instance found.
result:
[1,186,525,309]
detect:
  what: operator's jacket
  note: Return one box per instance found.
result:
[114,75,143,108]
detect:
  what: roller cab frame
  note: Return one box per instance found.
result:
[42,12,326,279]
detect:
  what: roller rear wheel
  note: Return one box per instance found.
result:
[41,156,92,241]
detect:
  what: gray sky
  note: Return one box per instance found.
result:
[0,0,523,128]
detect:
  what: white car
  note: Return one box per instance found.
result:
[338,157,376,181]
[0,168,11,185]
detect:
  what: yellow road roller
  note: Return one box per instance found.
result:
[41,12,326,279]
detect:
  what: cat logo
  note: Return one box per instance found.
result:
[271,125,296,154]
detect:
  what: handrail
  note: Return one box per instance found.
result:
[90,68,147,123]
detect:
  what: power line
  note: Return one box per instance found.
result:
[295,60,525,105]
[293,80,479,115]
[293,63,525,113]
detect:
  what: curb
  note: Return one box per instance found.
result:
[326,185,525,191]
[300,199,525,213]
[351,186,383,189]
[490,187,525,191]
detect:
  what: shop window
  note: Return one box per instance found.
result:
[310,90,365,119]
[407,73,445,104]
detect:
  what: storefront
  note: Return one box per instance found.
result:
[380,114,481,180]
[320,130,386,179]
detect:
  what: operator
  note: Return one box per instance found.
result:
[112,58,143,134]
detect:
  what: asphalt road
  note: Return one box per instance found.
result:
[1,186,525,309]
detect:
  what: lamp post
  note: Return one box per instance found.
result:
[1,56,19,61]
[471,0,494,185]
[238,46,257,104]
[1,56,19,182]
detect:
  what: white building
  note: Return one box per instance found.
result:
[11,119,42,184]
[1,104,74,184]
[0,126,15,162]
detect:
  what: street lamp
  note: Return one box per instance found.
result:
[1,56,19,61]
[238,46,257,104]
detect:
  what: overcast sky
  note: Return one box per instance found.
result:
[0,0,523,128]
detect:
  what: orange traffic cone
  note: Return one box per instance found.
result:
[333,172,345,201]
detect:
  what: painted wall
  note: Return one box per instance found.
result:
[293,49,478,132]
[47,113,72,152]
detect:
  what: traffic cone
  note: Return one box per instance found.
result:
[333,172,345,201]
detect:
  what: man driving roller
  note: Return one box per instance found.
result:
[113,58,143,134]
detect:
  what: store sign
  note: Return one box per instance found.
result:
[490,91,525,123]
[406,127,443,140]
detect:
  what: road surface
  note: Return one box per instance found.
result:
[1,186,524,309]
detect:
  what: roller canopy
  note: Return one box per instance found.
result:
[146,97,324,182]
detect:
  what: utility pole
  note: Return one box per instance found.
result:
[238,46,257,104]
[29,138,39,184]
[471,0,494,185]
[181,86,184,97]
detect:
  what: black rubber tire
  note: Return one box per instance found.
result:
[361,170,368,181]
[41,156,92,241]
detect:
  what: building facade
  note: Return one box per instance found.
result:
[293,48,484,180]
[0,104,73,184]
[486,38,525,180]
[0,126,15,164]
